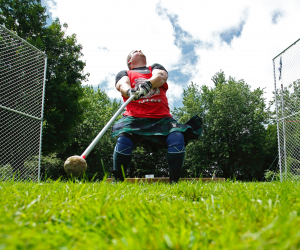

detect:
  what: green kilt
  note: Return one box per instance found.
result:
[111,114,202,151]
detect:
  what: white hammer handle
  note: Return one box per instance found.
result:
[81,95,135,159]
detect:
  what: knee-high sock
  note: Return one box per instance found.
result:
[166,132,185,183]
[113,136,133,181]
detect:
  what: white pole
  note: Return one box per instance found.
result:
[38,56,47,182]
[273,59,282,182]
[81,95,135,159]
[280,83,288,180]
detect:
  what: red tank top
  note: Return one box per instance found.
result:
[122,66,172,118]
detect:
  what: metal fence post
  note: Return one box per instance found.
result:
[273,59,282,182]
[38,56,47,182]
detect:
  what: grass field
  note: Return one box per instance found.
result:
[0,180,300,250]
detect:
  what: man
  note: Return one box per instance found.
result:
[112,50,202,183]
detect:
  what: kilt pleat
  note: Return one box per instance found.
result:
[111,115,202,151]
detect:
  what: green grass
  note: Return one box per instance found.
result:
[0,180,300,249]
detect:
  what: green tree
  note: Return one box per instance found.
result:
[211,70,226,86]
[174,71,270,180]
[172,82,205,178]
[173,82,204,123]
[41,86,121,180]
[0,0,89,156]
[41,20,88,154]
[0,0,46,41]
[263,123,278,173]
[129,148,168,178]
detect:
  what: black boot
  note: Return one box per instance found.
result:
[112,169,125,182]
[112,151,132,182]
[167,152,185,184]
[169,169,181,184]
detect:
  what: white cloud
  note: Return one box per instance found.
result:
[159,0,248,42]
[46,0,300,107]
[192,0,300,102]
[166,80,184,107]
[47,0,181,98]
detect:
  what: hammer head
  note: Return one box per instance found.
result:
[64,155,87,177]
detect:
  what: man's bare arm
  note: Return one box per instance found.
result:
[148,69,168,88]
[116,76,131,97]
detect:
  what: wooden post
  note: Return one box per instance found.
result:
[106,177,225,183]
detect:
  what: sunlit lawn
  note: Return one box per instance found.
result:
[0,180,300,249]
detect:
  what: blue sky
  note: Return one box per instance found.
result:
[43,0,300,109]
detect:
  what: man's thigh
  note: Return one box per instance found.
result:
[118,132,144,147]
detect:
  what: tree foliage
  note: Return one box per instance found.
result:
[263,123,278,173]
[0,0,89,155]
[41,86,121,180]
[0,0,46,40]
[129,148,168,178]
[173,71,273,180]
[173,82,203,123]
[41,20,89,154]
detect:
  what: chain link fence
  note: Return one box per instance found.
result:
[0,25,47,181]
[273,38,300,182]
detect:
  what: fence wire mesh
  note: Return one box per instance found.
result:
[0,25,46,181]
[273,38,300,182]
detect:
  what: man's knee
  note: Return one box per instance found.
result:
[113,136,134,179]
[115,136,134,155]
[166,132,185,153]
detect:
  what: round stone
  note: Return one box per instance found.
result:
[64,155,87,177]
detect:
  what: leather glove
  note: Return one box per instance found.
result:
[137,80,152,98]
[126,88,140,100]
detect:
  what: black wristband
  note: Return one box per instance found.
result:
[145,81,152,89]
[140,81,152,94]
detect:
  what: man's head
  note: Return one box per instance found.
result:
[127,50,147,70]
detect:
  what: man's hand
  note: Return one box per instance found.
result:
[137,80,152,98]
[126,88,140,100]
